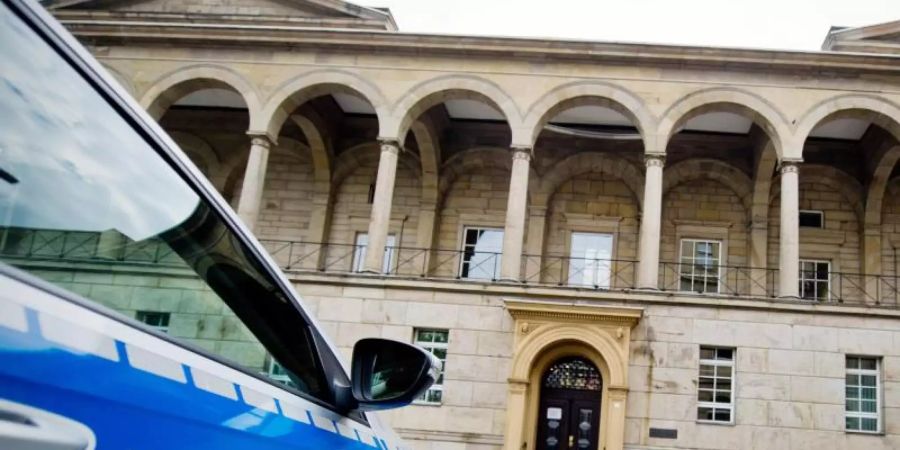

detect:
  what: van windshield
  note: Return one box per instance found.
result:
[0,2,330,402]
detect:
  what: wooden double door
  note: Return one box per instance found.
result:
[535,358,602,450]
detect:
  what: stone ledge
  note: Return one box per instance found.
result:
[285,270,900,319]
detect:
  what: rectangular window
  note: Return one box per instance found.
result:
[459,227,503,280]
[679,239,721,294]
[135,311,170,333]
[413,329,448,404]
[800,259,830,301]
[846,356,881,433]
[265,357,295,388]
[568,232,614,288]
[351,232,396,273]
[697,347,734,423]
[799,210,824,228]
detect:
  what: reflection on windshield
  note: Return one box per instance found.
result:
[0,6,198,241]
[0,3,329,402]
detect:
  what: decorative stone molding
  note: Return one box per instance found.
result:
[247,132,273,149]
[502,299,642,450]
[378,139,401,155]
[644,153,666,168]
[510,145,533,161]
[779,159,801,173]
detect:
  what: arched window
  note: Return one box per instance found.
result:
[542,357,602,391]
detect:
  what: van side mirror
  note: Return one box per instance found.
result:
[349,338,440,411]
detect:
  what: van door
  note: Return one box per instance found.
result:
[0,1,392,448]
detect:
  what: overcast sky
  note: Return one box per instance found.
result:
[368,0,900,51]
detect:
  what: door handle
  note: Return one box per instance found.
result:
[568,435,574,448]
[0,399,93,450]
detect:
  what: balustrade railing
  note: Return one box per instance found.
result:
[5,230,900,308]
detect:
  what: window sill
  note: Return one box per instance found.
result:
[411,401,442,407]
[845,430,884,436]
[696,420,734,427]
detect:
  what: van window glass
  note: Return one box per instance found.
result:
[0,3,330,402]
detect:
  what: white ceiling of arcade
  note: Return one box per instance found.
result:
[174,89,871,140]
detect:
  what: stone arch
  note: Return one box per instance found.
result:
[511,323,625,387]
[866,145,900,228]
[769,164,864,225]
[410,117,442,207]
[100,63,135,96]
[519,80,656,150]
[657,87,790,157]
[168,131,222,175]
[290,109,333,188]
[259,69,388,139]
[139,64,261,124]
[536,152,644,210]
[794,95,900,159]
[332,142,421,192]
[438,147,538,205]
[663,158,753,213]
[387,75,522,143]
[751,142,779,224]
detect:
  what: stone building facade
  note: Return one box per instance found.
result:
[23,1,900,449]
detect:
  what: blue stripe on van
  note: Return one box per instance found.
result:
[0,306,380,450]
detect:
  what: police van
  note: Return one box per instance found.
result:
[0,0,438,448]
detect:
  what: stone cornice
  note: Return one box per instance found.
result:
[505,299,642,327]
[54,18,900,75]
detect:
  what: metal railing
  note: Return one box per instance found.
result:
[6,230,900,308]
[659,261,778,298]
[521,254,638,289]
[0,228,182,266]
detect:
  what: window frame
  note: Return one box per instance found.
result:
[799,210,825,229]
[135,311,171,333]
[566,231,615,288]
[678,239,723,294]
[351,232,397,273]
[412,328,448,405]
[1,0,354,417]
[799,259,831,301]
[458,226,504,281]
[697,346,735,425]
[845,356,882,434]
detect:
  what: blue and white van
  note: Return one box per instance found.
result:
[0,0,438,448]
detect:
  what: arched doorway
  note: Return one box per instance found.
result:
[536,357,603,450]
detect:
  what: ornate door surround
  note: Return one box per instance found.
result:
[503,300,642,450]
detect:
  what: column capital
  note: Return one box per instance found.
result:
[246,131,275,147]
[378,138,402,155]
[778,158,802,173]
[644,153,665,168]
[510,145,533,161]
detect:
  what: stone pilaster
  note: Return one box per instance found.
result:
[778,159,801,298]
[500,146,532,281]
[749,220,769,297]
[637,153,665,289]
[236,133,273,231]
[363,139,401,273]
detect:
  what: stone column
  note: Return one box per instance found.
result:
[523,207,547,283]
[862,228,882,302]
[778,160,801,298]
[500,146,532,281]
[502,379,529,450]
[605,386,628,450]
[236,133,273,232]
[748,221,768,297]
[415,203,438,276]
[363,139,401,273]
[637,154,665,289]
[301,188,333,270]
